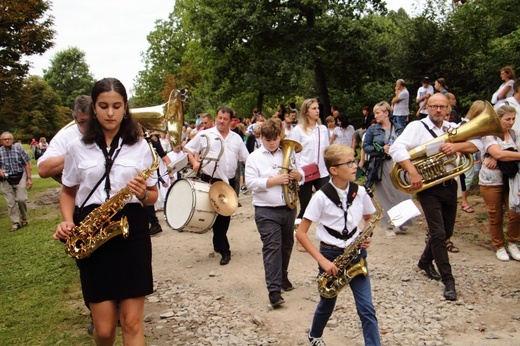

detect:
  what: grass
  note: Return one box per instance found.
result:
[0,160,92,345]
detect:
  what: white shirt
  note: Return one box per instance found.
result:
[332,126,355,146]
[389,117,483,164]
[62,137,155,206]
[37,124,82,166]
[245,145,304,207]
[289,124,330,178]
[393,88,410,116]
[503,96,520,134]
[185,126,249,182]
[416,85,434,115]
[303,182,376,248]
[492,80,514,106]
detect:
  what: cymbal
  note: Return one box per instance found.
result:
[209,181,239,216]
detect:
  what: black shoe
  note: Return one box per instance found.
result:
[150,223,163,236]
[220,252,231,265]
[281,279,294,292]
[417,261,441,281]
[268,291,285,308]
[444,281,457,301]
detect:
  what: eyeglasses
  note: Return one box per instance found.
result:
[1,138,13,141]
[428,105,448,110]
[331,160,357,168]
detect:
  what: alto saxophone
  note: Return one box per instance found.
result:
[65,135,159,260]
[317,187,383,298]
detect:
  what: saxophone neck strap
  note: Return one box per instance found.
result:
[320,182,358,241]
[98,134,123,201]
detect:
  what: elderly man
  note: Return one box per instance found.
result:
[389,93,482,301]
[185,106,249,265]
[0,132,32,232]
[37,95,91,178]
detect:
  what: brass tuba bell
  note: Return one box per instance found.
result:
[390,101,503,193]
[279,139,303,209]
[131,89,187,147]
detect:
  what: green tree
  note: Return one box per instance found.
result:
[0,0,54,130]
[15,76,70,141]
[43,47,95,108]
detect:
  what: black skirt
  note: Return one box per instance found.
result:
[75,203,153,303]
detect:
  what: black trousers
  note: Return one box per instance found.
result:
[297,176,329,219]
[201,174,235,255]
[417,180,457,284]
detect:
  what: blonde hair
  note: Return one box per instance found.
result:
[373,101,392,114]
[496,105,516,118]
[465,100,486,120]
[324,144,354,171]
[298,98,321,135]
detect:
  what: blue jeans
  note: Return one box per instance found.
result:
[392,115,408,128]
[310,247,380,345]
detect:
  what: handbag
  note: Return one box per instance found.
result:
[303,127,321,183]
[302,163,320,183]
[497,147,519,179]
[6,172,24,185]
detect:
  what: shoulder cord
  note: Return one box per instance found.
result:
[79,134,122,212]
[320,182,358,241]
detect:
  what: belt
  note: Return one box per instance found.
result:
[255,205,290,210]
[201,173,234,183]
[441,179,455,187]
[319,242,344,251]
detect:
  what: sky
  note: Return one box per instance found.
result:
[26,0,414,97]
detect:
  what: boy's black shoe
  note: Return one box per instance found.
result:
[281,279,294,292]
[220,252,231,265]
[417,261,441,281]
[269,291,285,308]
[444,281,457,301]
[150,223,163,236]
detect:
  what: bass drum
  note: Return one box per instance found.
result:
[164,178,217,233]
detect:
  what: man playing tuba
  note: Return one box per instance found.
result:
[389,93,483,301]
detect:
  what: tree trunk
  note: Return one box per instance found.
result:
[314,58,331,123]
[256,91,264,113]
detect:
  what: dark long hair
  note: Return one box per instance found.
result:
[83,78,140,145]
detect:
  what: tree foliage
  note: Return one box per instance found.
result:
[15,76,70,141]
[43,47,95,108]
[0,0,54,130]
[132,0,519,123]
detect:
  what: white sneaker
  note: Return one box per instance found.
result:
[507,244,520,261]
[496,247,510,261]
[294,218,302,230]
[308,333,327,346]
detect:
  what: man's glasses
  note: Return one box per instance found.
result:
[331,160,357,168]
[428,105,448,110]
[1,138,13,141]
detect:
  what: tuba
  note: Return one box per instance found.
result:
[317,187,383,298]
[279,139,303,209]
[131,89,187,147]
[65,133,160,259]
[390,101,503,193]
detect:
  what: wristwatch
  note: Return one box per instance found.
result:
[138,189,149,202]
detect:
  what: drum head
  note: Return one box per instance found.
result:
[165,179,195,230]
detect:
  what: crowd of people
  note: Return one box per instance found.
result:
[2,68,519,346]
